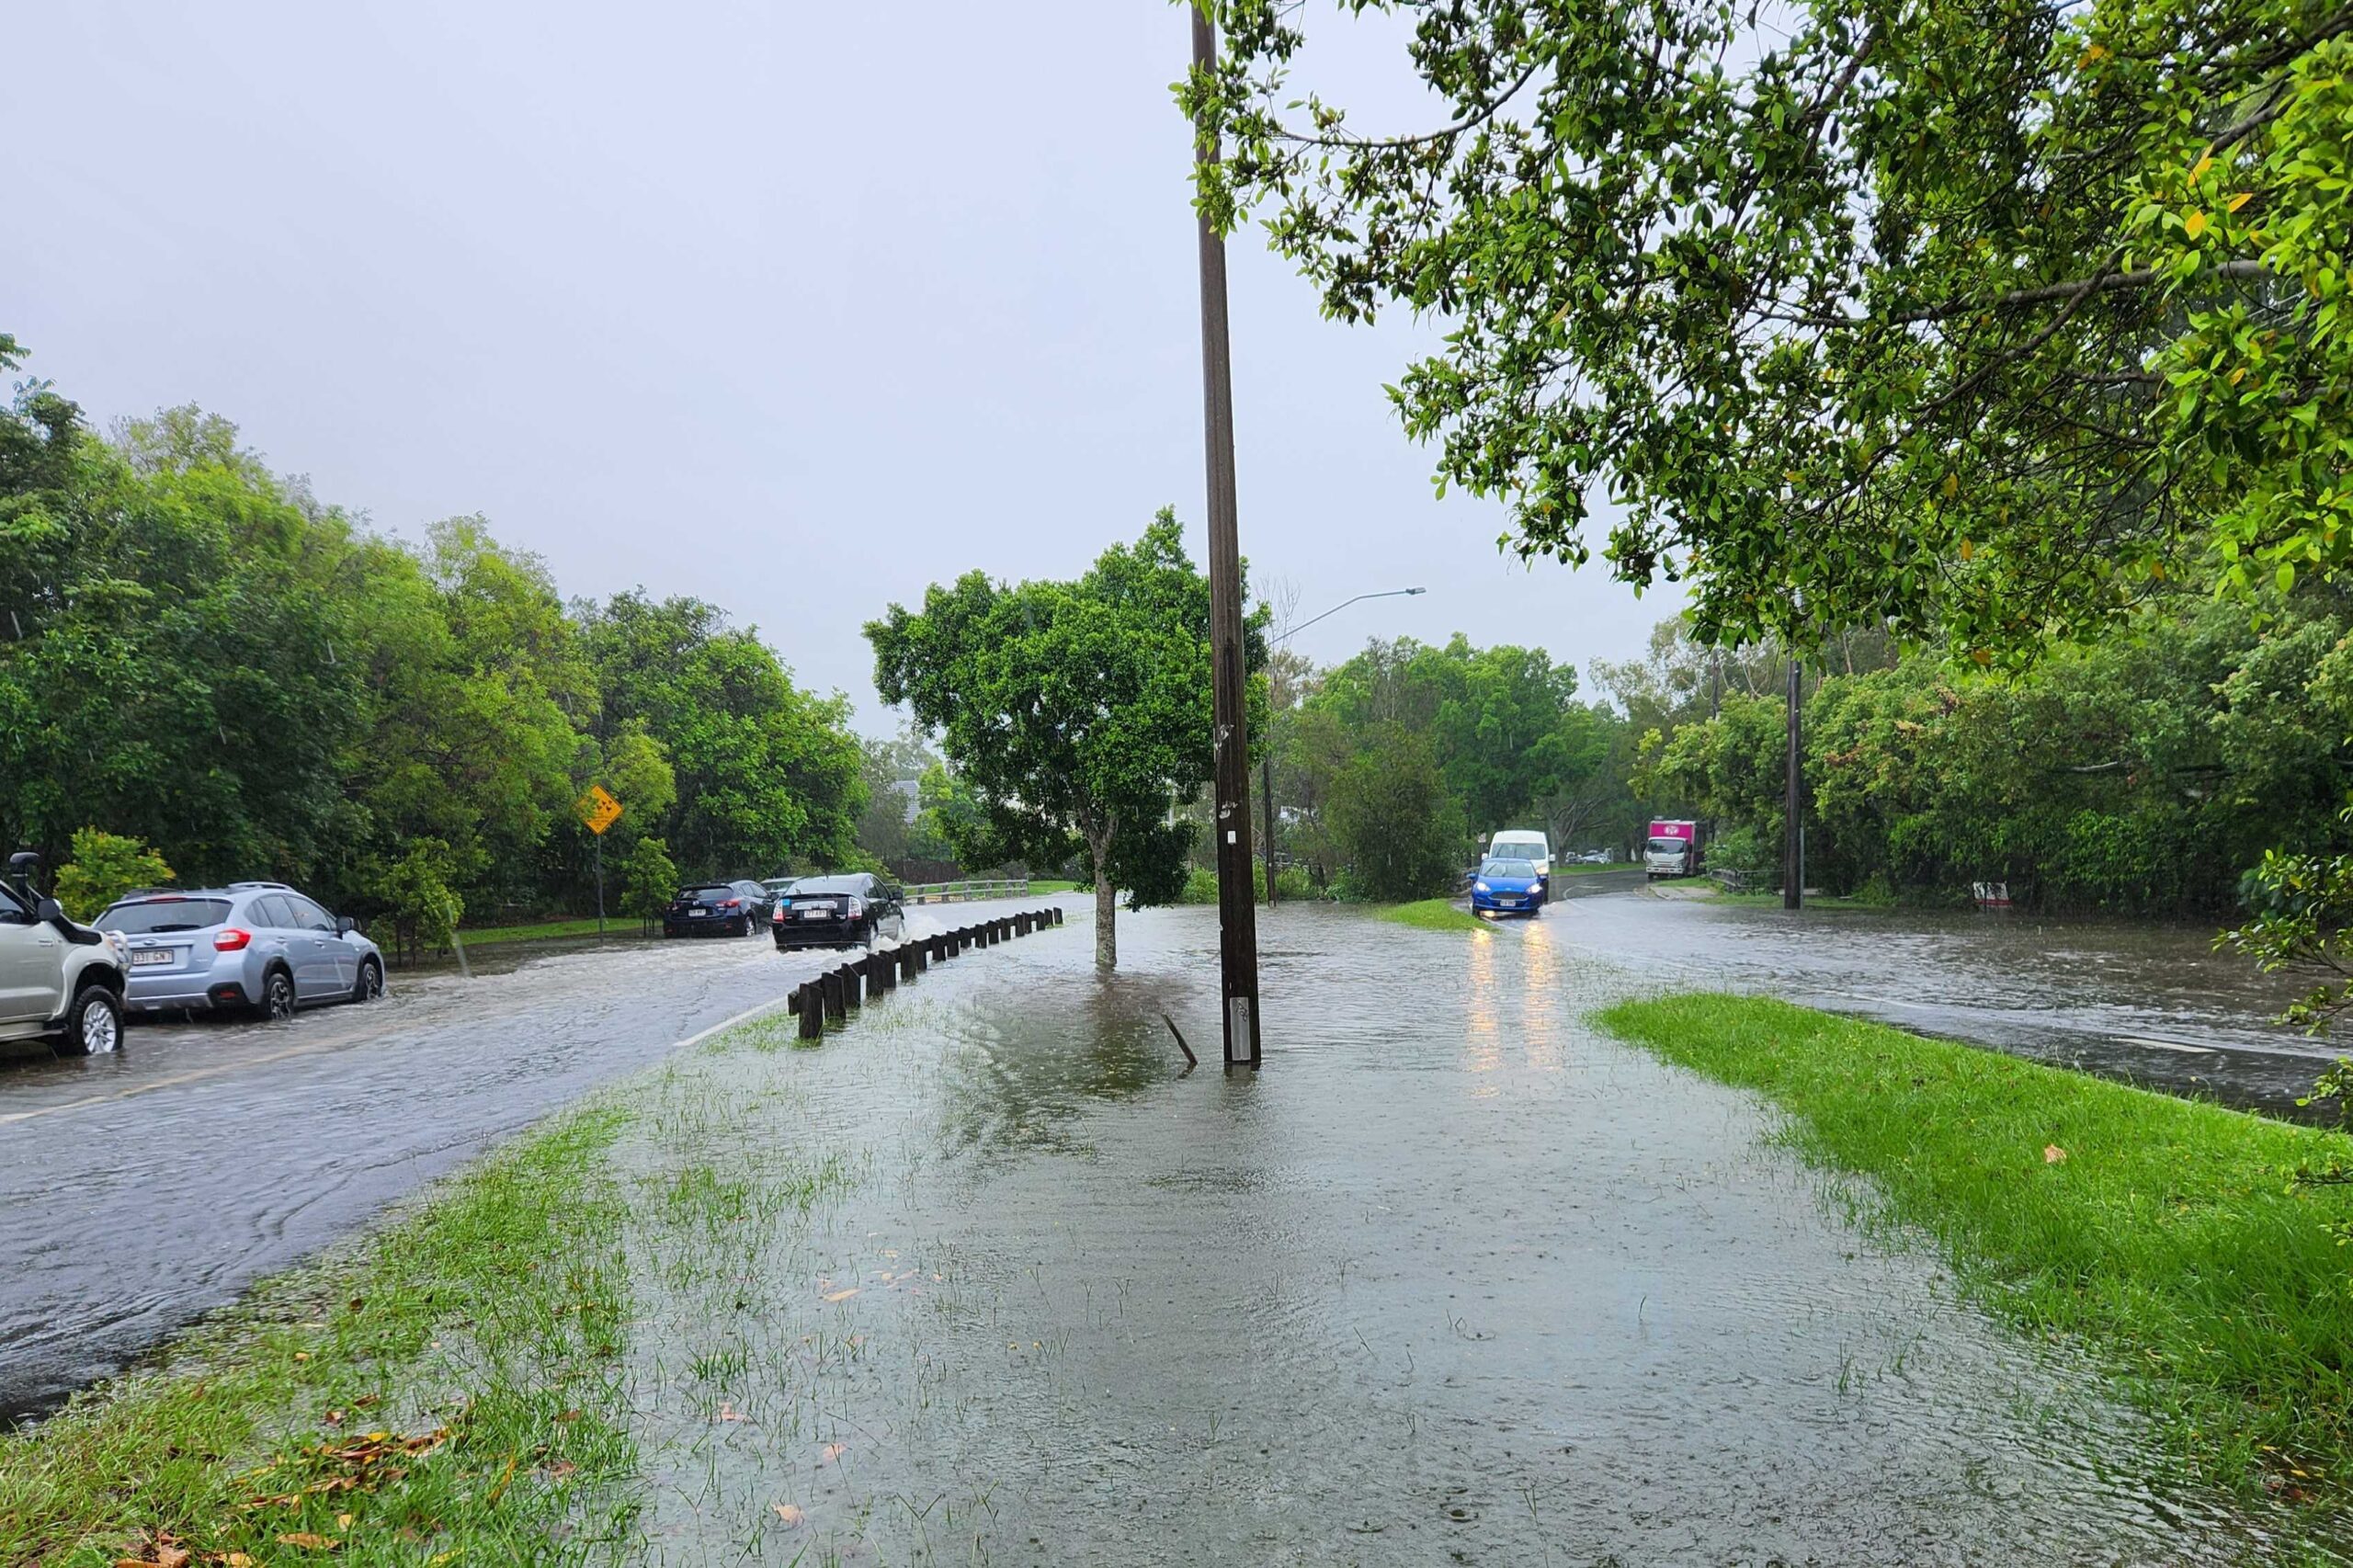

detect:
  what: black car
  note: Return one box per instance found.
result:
[771,873,904,951]
[663,881,770,937]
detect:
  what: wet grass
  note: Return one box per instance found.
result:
[0,1109,641,1567]
[1599,993,2353,1522]
[456,916,654,947]
[1379,898,1486,933]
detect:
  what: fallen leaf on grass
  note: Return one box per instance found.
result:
[823,1288,859,1303]
[772,1503,806,1527]
[2044,1144,2068,1165]
[818,1442,847,1467]
[719,1403,748,1423]
[277,1531,341,1550]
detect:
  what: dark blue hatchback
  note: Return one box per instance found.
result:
[1471,857,1547,917]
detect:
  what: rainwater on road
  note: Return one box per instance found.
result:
[611,899,2312,1565]
[0,903,1051,1424]
[1551,875,2333,1119]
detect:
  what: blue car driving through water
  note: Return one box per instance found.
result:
[1471,857,1547,918]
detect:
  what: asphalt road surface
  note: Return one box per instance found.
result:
[0,901,1053,1423]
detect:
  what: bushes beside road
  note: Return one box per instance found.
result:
[1599,994,2353,1518]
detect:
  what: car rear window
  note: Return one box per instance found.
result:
[676,884,734,898]
[790,877,864,895]
[100,898,233,934]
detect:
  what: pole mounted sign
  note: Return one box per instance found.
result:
[577,785,623,836]
[576,785,622,937]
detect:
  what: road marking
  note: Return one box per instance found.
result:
[0,987,806,1127]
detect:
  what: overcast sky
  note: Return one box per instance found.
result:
[9,1,1680,733]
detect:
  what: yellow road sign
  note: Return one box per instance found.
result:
[577,784,623,835]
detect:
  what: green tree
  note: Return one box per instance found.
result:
[372,838,465,966]
[868,511,1258,968]
[1193,0,2353,657]
[1326,724,1465,901]
[617,835,679,930]
[583,592,864,879]
[51,828,174,921]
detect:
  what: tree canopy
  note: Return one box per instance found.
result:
[867,511,1259,967]
[0,337,863,935]
[1192,0,2353,658]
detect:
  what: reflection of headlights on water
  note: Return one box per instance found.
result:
[1472,881,1490,893]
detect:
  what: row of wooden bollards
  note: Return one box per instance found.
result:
[786,907,1065,1041]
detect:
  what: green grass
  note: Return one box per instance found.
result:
[1025,879,1084,895]
[1597,994,2353,1517]
[0,1109,641,1566]
[1378,897,1487,933]
[455,916,651,947]
[1703,887,1890,910]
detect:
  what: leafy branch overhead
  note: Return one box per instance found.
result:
[1188,0,2353,656]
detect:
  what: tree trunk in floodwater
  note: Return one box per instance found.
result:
[1093,869,1117,969]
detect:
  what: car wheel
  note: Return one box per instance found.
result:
[56,983,123,1057]
[258,967,296,1022]
[352,957,385,1004]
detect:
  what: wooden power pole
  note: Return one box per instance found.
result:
[1190,4,1263,1066]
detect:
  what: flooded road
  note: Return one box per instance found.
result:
[0,902,1057,1424]
[611,901,2315,1564]
[1541,886,2336,1119]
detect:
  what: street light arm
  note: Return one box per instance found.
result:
[1273,586,1426,644]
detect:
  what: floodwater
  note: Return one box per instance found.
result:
[607,901,2324,1566]
[1548,882,2337,1118]
[0,903,1052,1424]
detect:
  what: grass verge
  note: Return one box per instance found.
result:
[1597,993,2353,1517]
[0,1108,640,1567]
[1378,898,1487,933]
[455,917,650,948]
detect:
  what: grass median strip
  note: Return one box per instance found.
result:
[1597,993,2353,1518]
[1378,898,1488,933]
[0,1108,640,1567]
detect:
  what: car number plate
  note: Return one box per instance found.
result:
[131,949,174,966]
[1499,895,1522,905]
[801,908,833,920]
[688,908,710,917]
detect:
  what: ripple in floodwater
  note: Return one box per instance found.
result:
[606,903,2323,1566]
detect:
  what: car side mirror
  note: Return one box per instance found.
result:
[337,916,358,936]
[35,898,64,924]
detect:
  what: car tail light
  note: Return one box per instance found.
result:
[720,898,742,908]
[214,927,252,951]
[846,897,864,919]
[771,904,787,923]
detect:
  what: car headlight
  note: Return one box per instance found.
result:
[1472,881,1490,893]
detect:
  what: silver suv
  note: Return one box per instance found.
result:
[0,869,130,1056]
[97,882,387,1021]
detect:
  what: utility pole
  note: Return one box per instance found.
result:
[1260,587,1424,910]
[1783,654,1803,910]
[1191,3,1262,1067]
[1261,747,1279,907]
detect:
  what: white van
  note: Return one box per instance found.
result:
[1486,829,1552,877]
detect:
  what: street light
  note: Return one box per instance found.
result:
[1261,586,1427,906]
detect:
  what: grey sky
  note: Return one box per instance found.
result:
[9,1,1679,732]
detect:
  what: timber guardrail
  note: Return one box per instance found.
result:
[902,877,1032,904]
[786,905,1065,1041]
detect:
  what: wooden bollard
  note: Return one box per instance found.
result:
[821,970,847,1023]
[1016,912,1029,936]
[913,941,928,972]
[798,983,823,1040]
[838,964,862,1011]
[876,949,896,993]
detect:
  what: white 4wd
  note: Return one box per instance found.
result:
[0,875,130,1056]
